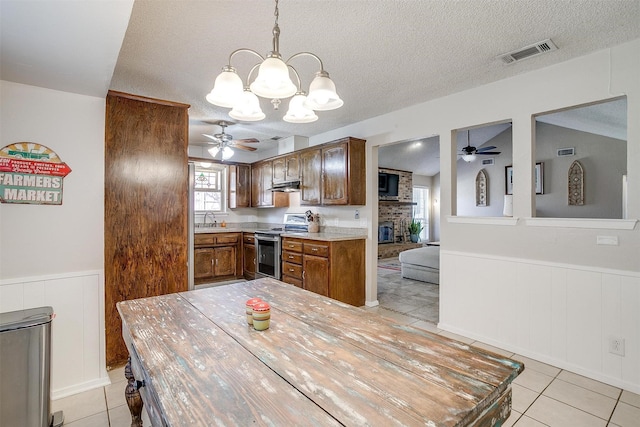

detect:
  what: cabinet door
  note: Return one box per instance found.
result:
[243,244,256,278]
[194,248,215,280]
[322,142,349,205]
[251,163,261,207]
[228,165,238,209]
[299,149,321,205]
[237,165,251,208]
[230,164,250,209]
[285,154,300,181]
[214,246,236,277]
[261,161,274,206]
[272,157,286,184]
[303,254,330,297]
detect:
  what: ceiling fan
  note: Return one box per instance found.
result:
[202,121,259,159]
[458,130,501,162]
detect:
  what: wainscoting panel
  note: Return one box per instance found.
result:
[0,271,109,399]
[439,250,640,394]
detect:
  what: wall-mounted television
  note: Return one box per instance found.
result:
[378,172,399,197]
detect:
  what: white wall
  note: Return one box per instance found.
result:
[309,39,640,393]
[0,81,108,397]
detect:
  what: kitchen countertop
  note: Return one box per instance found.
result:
[195,227,367,241]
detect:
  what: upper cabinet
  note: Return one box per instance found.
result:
[250,136,365,207]
[302,137,366,206]
[300,148,322,205]
[251,160,289,208]
[273,153,300,184]
[228,164,251,209]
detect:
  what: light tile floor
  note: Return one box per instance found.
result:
[51,262,640,426]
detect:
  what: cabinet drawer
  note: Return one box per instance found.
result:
[282,251,302,265]
[282,275,303,288]
[282,239,303,252]
[243,234,255,245]
[215,234,239,244]
[282,262,303,279]
[304,242,329,257]
[194,234,215,245]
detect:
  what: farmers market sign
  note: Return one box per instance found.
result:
[0,142,72,205]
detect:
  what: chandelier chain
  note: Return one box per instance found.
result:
[274,0,279,25]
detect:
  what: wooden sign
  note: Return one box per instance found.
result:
[0,142,72,205]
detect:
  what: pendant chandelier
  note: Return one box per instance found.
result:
[205,0,343,124]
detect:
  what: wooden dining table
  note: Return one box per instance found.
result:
[117,278,523,426]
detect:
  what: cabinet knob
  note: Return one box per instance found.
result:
[289,255,294,259]
[312,248,318,252]
[289,268,294,272]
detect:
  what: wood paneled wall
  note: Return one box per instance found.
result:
[105,91,189,366]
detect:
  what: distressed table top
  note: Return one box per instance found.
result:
[117,278,523,426]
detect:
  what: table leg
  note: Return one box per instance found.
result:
[125,357,144,427]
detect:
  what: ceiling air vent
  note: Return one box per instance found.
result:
[557,147,575,157]
[498,39,558,64]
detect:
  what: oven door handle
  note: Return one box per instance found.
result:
[255,234,280,243]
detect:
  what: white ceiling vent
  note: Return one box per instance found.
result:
[498,39,558,64]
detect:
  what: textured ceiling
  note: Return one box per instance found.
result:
[1,0,638,162]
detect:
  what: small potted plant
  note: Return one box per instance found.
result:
[408,219,423,243]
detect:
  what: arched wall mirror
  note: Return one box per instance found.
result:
[455,121,513,217]
[534,96,627,219]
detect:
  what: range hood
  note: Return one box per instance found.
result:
[270,180,300,192]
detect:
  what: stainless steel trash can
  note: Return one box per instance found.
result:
[0,306,63,427]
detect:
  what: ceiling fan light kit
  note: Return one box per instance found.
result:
[460,130,501,162]
[203,121,260,160]
[206,0,342,123]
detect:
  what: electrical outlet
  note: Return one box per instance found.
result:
[609,337,625,356]
[354,210,359,219]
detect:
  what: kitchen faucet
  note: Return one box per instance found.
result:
[203,212,217,227]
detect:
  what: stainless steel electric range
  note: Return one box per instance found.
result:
[254,213,308,280]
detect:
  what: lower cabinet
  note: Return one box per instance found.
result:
[243,232,256,280]
[281,237,365,306]
[194,233,241,284]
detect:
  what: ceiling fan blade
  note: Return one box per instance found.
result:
[231,144,257,151]
[476,146,497,152]
[477,151,501,155]
[203,133,220,141]
[233,138,260,144]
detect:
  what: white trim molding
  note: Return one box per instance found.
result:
[0,270,109,399]
[524,218,638,230]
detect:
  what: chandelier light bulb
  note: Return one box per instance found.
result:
[304,71,343,111]
[284,93,318,123]
[250,56,297,99]
[462,154,477,163]
[229,89,266,121]
[206,67,244,108]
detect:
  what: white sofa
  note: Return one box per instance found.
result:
[398,246,440,284]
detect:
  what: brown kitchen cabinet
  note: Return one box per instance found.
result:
[299,137,366,206]
[251,160,289,208]
[228,164,251,209]
[273,153,300,183]
[242,232,256,280]
[105,91,189,366]
[299,148,322,205]
[194,233,241,284]
[281,237,365,306]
